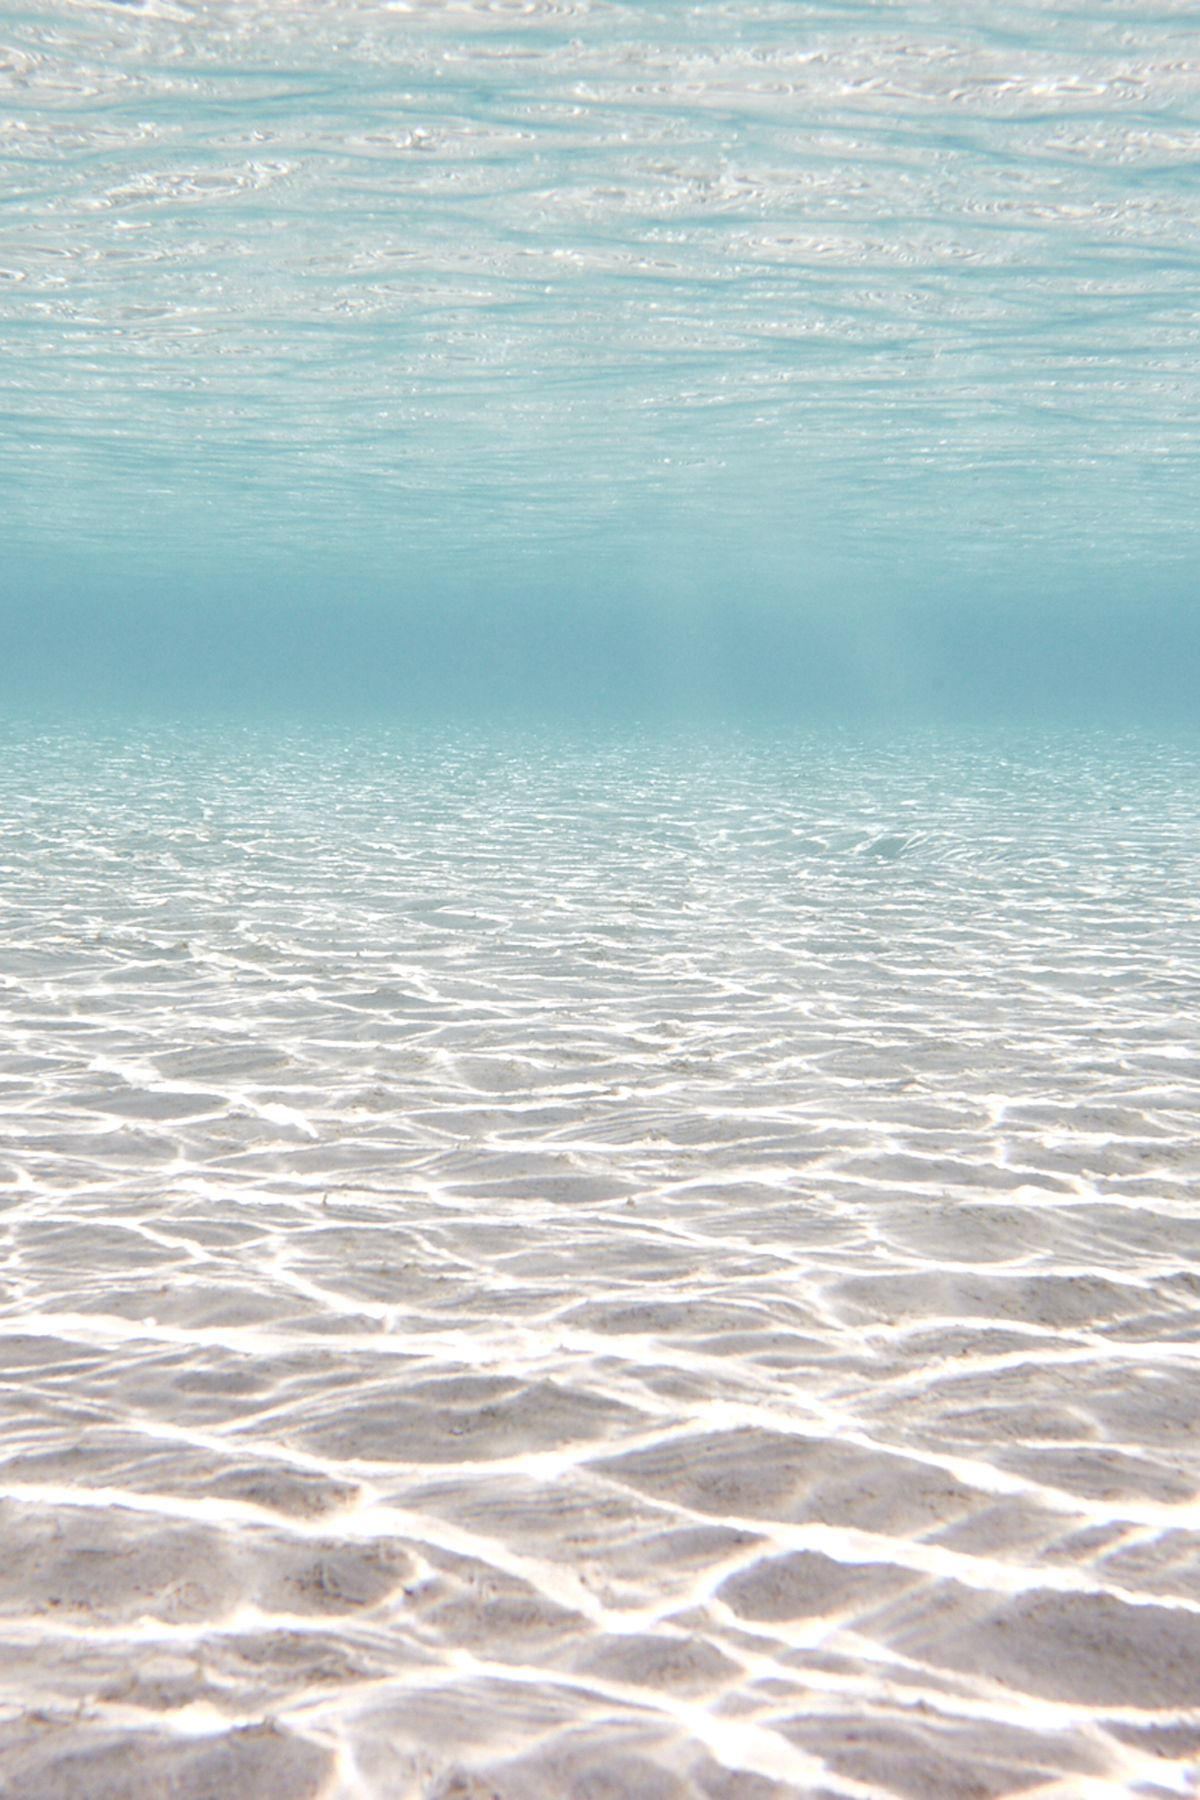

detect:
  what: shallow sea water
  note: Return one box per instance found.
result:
[7,0,1200,606]
[2,722,1200,1798]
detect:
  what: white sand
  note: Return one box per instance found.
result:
[1,724,1199,1799]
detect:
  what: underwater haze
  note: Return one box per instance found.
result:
[3,0,1200,715]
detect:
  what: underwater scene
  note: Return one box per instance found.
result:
[3,1,1200,1796]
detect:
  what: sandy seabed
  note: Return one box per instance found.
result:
[2,724,1199,1800]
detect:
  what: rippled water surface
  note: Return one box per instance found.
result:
[5,0,1200,606]
[3,722,1200,1798]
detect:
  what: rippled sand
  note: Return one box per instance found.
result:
[2,723,1200,1799]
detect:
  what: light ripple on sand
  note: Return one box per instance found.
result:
[1,724,1200,1797]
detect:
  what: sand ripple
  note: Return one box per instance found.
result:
[1,722,1199,1797]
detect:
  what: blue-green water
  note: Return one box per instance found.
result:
[5,5,1200,1796]
[3,0,1199,717]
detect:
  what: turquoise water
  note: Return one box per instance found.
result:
[5,6,1200,1796]
[3,0,1200,714]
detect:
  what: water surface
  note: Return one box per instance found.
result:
[4,0,1200,708]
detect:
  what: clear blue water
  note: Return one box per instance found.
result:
[5,6,1200,1797]
[3,0,1200,715]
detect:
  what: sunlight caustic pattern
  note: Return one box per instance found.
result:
[1,726,1199,1797]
